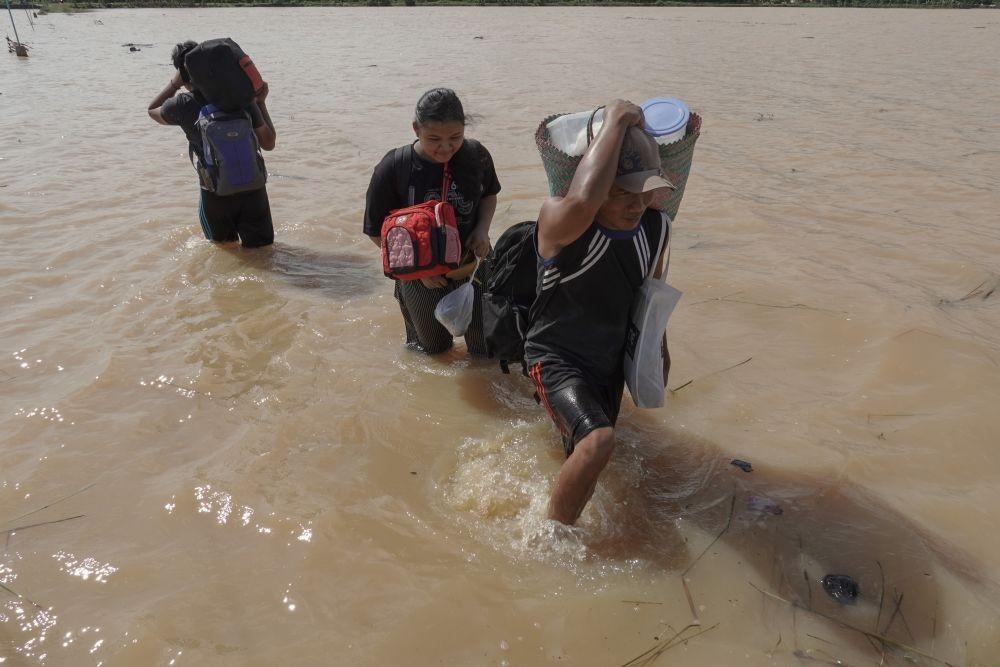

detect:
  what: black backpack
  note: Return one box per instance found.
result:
[185,38,263,112]
[391,144,414,204]
[475,221,558,374]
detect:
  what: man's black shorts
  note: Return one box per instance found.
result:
[198,187,274,248]
[528,361,625,456]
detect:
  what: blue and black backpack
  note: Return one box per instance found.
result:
[194,104,267,197]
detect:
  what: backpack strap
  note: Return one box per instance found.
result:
[498,278,559,376]
[441,161,452,203]
[657,211,673,277]
[501,223,560,375]
[392,144,414,206]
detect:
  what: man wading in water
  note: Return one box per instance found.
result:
[147,40,277,248]
[526,100,675,525]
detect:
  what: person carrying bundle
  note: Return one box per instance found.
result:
[525,100,676,525]
[147,39,277,248]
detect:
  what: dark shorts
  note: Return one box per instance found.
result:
[198,187,274,248]
[528,361,624,456]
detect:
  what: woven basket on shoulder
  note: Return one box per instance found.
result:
[534,112,702,222]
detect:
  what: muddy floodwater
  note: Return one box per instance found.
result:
[2,6,999,665]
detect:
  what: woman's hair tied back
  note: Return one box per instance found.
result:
[415,88,466,126]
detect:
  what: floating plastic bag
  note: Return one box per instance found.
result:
[434,264,478,337]
[623,276,682,409]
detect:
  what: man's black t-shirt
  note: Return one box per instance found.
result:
[525,209,669,389]
[160,91,266,163]
[362,140,502,243]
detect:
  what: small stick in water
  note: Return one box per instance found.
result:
[0,581,45,611]
[670,357,752,394]
[620,622,719,667]
[682,494,736,578]
[749,582,956,667]
[681,578,700,626]
[3,514,84,535]
[2,482,96,527]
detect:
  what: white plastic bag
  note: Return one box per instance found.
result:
[623,276,682,409]
[434,277,476,337]
[546,109,606,157]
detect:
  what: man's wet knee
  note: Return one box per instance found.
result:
[576,427,616,461]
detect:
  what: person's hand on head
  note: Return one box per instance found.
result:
[170,70,185,90]
[605,99,644,128]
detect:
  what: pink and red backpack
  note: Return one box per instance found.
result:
[380,164,462,281]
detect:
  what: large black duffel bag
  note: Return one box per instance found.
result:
[474,221,557,374]
[184,38,263,112]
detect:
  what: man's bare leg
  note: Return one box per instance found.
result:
[548,427,616,525]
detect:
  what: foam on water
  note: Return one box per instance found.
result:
[441,419,701,575]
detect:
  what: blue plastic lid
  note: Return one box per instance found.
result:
[641,97,690,137]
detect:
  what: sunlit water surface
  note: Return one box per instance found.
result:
[1,7,999,665]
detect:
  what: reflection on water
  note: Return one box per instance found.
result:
[238,242,381,300]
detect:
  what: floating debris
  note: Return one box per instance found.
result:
[730,459,753,473]
[6,35,28,57]
[821,574,859,605]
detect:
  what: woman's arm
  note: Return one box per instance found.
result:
[252,83,276,151]
[363,151,403,242]
[466,194,497,258]
[147,72,184,125]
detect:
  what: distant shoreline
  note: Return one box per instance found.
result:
[28,0,997,10]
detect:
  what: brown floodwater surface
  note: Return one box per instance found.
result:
[1,7,999,666]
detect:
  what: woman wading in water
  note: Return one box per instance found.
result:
[363,88,501,354]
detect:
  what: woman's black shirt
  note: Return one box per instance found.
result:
[362,139,501,243]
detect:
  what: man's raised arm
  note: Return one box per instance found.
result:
[536,99,644,258]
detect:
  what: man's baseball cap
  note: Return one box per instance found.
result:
[615,126,676,194]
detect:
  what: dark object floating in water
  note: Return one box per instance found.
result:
[731,459,753,473]
[130,46,140,52]
[822,574,859,605]
[7,37,29,57]
[747,495,782,515]
[473,35,484,39]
